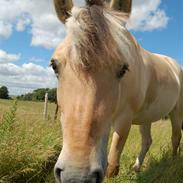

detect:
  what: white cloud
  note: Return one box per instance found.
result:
[0,62,57,95]
[0,0,65,48]
[0,21,12,38]
[0,0,169,48]
[0,50,21,64]
[127,0,169,31]
[16,18,30,32]
[29,57,46,63]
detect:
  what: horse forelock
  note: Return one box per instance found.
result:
[64,5,132,71]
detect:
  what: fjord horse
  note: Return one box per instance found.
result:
[51,0,183,182]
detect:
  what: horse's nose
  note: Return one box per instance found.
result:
[54,162,104,183]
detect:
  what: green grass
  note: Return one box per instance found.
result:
[0,99,182,183]
[0,99,61,183]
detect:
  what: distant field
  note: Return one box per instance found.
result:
[0,99,183,183]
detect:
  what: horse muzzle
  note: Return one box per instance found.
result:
[54,163,104,183]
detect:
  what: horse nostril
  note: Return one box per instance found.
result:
[54,166,63,183]
[56,168,62,177]
[91,169,103,183]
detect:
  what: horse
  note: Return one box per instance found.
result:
[51,0,183,182]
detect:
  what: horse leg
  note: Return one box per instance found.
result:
[54,104,59,121]
[107,121,131,177]
[133,123,152,172]
[170,112,182,156]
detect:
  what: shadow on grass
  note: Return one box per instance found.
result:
[136,149,183,183]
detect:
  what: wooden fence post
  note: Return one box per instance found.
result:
[43,92,48,120]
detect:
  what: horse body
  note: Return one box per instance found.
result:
[133,50,182,124]
[51,0,183,182]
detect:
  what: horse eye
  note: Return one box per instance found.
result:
[50,58,59,77]
[116,63,129,79]
[50,59,58,72]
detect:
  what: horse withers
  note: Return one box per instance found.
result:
[51,0,183,182]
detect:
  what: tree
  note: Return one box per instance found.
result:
[16,88,57,102]
[0,86,9,99]
[32,88,46,101]
[48,88,57,102]
[23,93,33,101]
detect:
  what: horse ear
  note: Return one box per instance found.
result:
[110,0,132,14]
[53,0,73,24]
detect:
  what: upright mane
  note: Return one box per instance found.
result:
[65,5,132,71]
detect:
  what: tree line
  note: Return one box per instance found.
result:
[0,86,57,103]
[17,88,57,102]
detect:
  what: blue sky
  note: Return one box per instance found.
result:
[0,0,182,95]
[132,0,183,63]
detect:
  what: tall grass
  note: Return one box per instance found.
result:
[0,100,61,183]
[0,100,17,139]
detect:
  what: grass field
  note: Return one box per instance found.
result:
[0,99,183,183]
